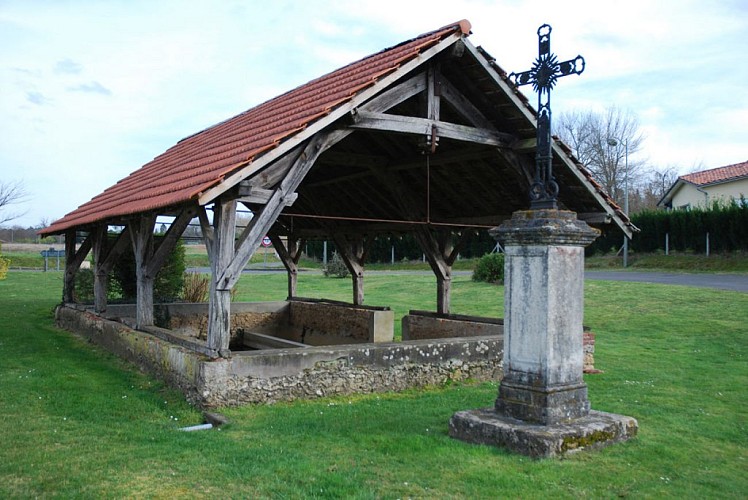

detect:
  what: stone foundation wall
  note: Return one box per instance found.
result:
[56,305,202,396]
[402,310,504,341]
[202,338,503,407]
[101,299,393,346]
[286,299,394,345]
[55,305,503,408]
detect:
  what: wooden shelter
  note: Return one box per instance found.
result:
[42,20,633,359]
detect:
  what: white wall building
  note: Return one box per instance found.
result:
[658,160,748,210]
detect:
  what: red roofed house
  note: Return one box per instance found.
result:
[658,160,748,209]
[41,20,634,360]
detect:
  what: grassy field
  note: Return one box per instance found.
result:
[6,242,748,273]
[0,271,747,497]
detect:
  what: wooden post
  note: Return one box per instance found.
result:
[91,227,131,313]
[416,229,470,315]
[269,233,305,299]
[129,214,156,328]
[91,225,109,313]
[207,197,236,357]
[63,230,92,304]
[333,234,367,306]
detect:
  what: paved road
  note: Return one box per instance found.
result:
[189,266,748,293]
[584,270,748,293]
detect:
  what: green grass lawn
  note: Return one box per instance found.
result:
[1,271,746,497]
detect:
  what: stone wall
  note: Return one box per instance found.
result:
[56,305,202,396]
[101,299,394,347]
[286,298,393,345]
[402,310,504,341]
[55,305,503,408]
[202,338,502,406]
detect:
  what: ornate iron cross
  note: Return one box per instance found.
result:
[509,24,585,209]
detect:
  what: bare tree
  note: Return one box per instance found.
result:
[555,107,646,207]
[636,165,680,210]
[0,180,28,225]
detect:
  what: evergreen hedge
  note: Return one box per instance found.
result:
[588,199,748,255]
[305,231,498,263]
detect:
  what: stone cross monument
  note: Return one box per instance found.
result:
[449,25,638,458]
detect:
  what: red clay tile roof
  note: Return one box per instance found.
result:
[43,20,472,235]
[680,160,748,186]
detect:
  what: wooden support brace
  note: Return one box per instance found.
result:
[146,206,197,279]
[268,233,305,299]
[90,225,131,313]
[414,228,471,315]
[63,229,92,304]
[218,129,351,291]
[197,206,214,261]
[332,234,368,306]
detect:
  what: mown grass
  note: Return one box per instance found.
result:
[0,271,747,498]
[7,241,748,273]
[586,251,748,273]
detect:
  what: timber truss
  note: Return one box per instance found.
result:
[57,32,631,359]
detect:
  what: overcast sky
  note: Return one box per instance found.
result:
[1,0,746,228]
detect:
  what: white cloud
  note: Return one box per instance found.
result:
[0,0,745,227]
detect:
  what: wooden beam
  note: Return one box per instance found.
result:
[332,233,367,306]
[146,206,196,279]
[349,110,515,148]
[99,227,131,272]
[360,71,426,113]
[197,32,464,205]
[414,227,454,314]
[236,186,298,206]
[197,206,214,261]
[243,144,306,190]
[218,129,350,291]
[269,232,304,299]
[439,75,495,130]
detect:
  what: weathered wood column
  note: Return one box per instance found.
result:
[129,214,157,328]
[269,233,304,299]
[91,225,109,313]
[63,229,91,304]
[416,229,468,315]
[333,234,367,305]
[91,226,132,313]
[207,197,236,357]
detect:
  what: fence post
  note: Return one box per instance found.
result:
[706,232,710,257]
[665,233,669,256]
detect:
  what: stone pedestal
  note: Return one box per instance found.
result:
[449,210,637,457]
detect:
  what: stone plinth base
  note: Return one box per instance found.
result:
[449,408,637,458]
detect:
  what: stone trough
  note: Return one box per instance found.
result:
[54,299,505,408]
